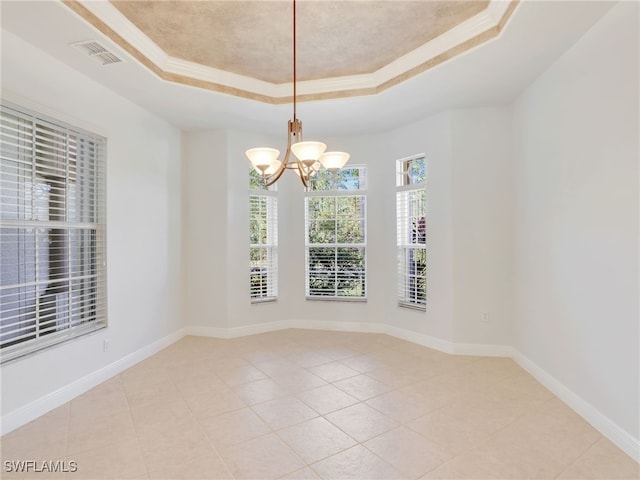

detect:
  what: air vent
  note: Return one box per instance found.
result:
[71,40,123,65]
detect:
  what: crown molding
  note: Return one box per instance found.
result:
[62,0,519,103]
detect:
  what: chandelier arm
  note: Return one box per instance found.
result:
[289,155,309,188]
[264,164,286,187]
[264,148,290,187]
[264,161,286,187]
[299,162,309,189]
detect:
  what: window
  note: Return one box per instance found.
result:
[249,169,277,301]
[0,102,107,363]
[396,155,426,310]
[305,167,366,299]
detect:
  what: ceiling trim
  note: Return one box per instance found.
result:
[62,0,519,104]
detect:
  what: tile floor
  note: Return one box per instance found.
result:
[1,329,638,479]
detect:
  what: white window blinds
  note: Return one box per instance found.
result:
[396,155,426,310]
[305,167,367,300]
[0,102,107,363]
[249,169,278,301]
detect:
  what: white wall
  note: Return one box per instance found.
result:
[183,127,393,332]
[513,0,639,442]
[273,131,392,329]
[385,112,455,341]
[183,115,452,339]
[182,130,229,330]
[383,108,514,350]
[182,107,514,353]
[0,32,183,419]
[450,108,514,347]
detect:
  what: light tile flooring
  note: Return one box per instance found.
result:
[2,329,638,479]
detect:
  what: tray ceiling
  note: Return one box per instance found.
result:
[63,0,517,103]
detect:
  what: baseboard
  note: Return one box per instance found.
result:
[186,320,293,338]
[291,319,387,334]
[1,328,186,436]
[186,319,387,338]
[451,342,514,357]
[186,319,511,358]
[512,350,640,463]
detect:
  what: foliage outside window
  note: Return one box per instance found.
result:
[396,155,426,309]
[0,102,107,363]
[305,167,366,299]
[249,169,277,301]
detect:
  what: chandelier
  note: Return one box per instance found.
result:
[245,0,350,188]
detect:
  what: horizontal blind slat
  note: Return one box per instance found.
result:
[0,101,107,363]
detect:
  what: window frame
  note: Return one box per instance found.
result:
[396,154,427,311]
[249,169,278,303]
[304,166,367,301]
[0,101,107,363]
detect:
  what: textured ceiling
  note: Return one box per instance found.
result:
[110,0,489,84]
[2,0,615,133]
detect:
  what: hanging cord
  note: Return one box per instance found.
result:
[293,0,297,121]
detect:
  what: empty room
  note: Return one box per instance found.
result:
[0,0,638,478]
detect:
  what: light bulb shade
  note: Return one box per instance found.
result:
[319,151,350,172]
[290,141,326,163]
[253,159,282,176]
[246,148,280,170]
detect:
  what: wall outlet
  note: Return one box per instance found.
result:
[103,339,110,352]
[482,312,489,324]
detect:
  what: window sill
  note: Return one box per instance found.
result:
[0,322,107,365]
[306,296,367,303]
[398,302,426,312]
[251,297,277,305]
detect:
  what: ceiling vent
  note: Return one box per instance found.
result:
[71,40,123,65]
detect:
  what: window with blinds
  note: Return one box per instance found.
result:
[0,102,107,363]
[249,169,277,301]
[396,155,426,310]
[305,167,366,300]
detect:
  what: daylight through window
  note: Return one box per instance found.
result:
[249,169,278,301]
[396,155,426,309]
[305,167,367,300]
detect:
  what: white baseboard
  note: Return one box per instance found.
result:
[290,319,387,334]
[451,342,514,357]
[383,325,513,357]
[186,320,293,339]
[512,350,640,463]
[186,319,512,358]
[382,324,457,353]
[186,319,388,338]
[1,328,186,436]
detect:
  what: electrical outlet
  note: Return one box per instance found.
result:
[482,312,489,324]
[103,339,110,352]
